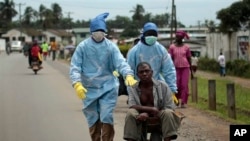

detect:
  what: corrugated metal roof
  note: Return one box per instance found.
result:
[46,29,72,37]
[20,28,43,36]
[72,28,90,33]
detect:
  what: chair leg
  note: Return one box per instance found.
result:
[150,132,162,141]
[141,122,148,141]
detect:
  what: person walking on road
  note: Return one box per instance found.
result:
[169,30,193,108]
[5,42,11,55]
[69,12,137,141]
[191,53,199,74]
[126,22,178,105]
[218,52,226,76]
[50,41,57,61]
[41,41,49,61]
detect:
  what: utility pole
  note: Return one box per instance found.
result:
[65,11,73,42]
[198,20,201,30]
[16,3,25,41]
[65,11,73,28]
[170,0,177,43]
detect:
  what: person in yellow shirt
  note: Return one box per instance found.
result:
[41,41,49,60]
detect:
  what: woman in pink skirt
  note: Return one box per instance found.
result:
[168,30,193,108]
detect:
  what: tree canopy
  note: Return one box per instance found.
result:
[0,0,17,29]
[217,0,250,33]
[0,1,184,37]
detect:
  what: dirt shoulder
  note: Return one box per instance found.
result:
[114,95,231,141]
[196,70,250,89]
[114,70,250,141]
[175,70,250,141]
[176,70,250,141]
[175,107,230,141]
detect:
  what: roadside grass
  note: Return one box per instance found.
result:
[189,77,250,124]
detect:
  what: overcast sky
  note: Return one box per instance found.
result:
[13,0,239,26]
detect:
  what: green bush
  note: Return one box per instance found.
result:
[229,60,250,77]
[198,57,250,78]
[198,57,219,72]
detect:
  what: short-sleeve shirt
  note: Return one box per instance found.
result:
[218,55,225,67]
[169,44,191,68]
[191,56,198,66]
[50,42,57,51]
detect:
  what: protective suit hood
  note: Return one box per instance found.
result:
[90,12,109,32]
[143,22,158,33]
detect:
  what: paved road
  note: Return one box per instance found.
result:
[0,53,92,141]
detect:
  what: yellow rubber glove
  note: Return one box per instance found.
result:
[125,75,137,86]
[172,93,179,106]
[73,82,87,100]
[113,70,120,77]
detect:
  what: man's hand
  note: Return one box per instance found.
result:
[150,107,160,117]
[136,113,149,121]
[73,82,87,100]
[125,75,137,86]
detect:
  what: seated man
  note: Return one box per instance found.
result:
[123,62,181,141]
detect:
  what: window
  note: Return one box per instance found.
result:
[80,33,86,38]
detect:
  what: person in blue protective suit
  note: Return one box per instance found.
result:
[69,12,137,141]
[126,22,178,105]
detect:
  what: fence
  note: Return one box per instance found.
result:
[191,77,236,119]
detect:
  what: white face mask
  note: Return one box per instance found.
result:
[92,31,106,42]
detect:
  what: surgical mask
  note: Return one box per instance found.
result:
[92,31,106,42]
[145,36,157,46]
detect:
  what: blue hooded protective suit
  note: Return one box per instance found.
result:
[90,12,109,32]
[69,13,134,127]
[127,22,177,93]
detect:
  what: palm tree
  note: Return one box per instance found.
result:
[51,3,62,28]
[43,9,53,30]
[205,20,216,33]
[38,4,53,30]
[22,6,36,27]
[0,0,17,29]
[130,4,145,28]
[151,13,170,28]
[38,4,46,21]
[141,13,152,25]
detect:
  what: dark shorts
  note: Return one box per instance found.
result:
[192,65,197,73]
[43,52,48,56]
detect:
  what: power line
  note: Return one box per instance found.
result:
[15,3,26,39]
[65,11,73,29]
[65,11,73,19]
[15,3,25,21]
[170,0,177,43]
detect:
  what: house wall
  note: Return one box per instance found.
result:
[74,33,91,45]
[0,38,6,51]
[2,29,33,42]
[43,31,76,47]
[205,30,250,61]
[43,31,62,43]
[71,28,91,45]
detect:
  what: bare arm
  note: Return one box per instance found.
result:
[130,105,159,116]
